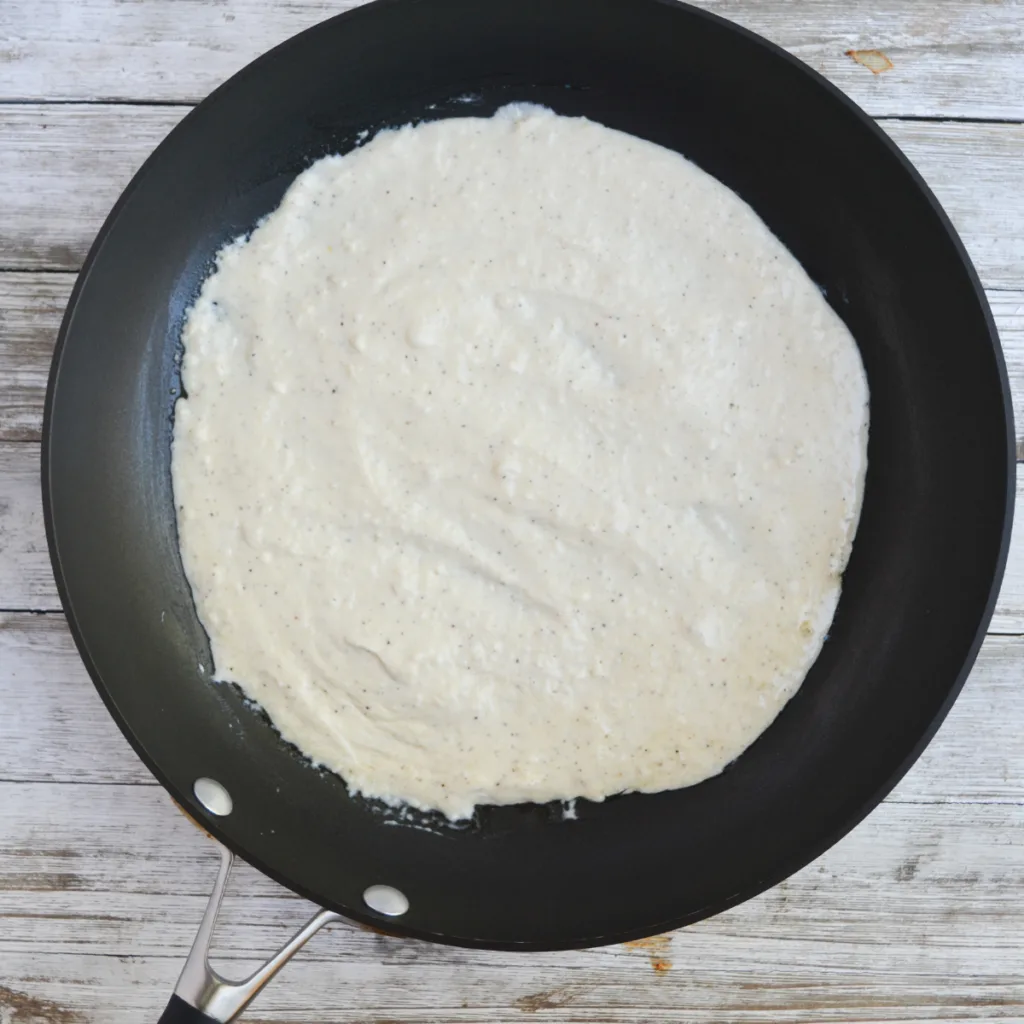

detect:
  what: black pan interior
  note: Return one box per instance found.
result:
[44,0,1013,949]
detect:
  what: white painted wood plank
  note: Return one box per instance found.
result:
[885,634,1024,803]
[880,120,1024,292]
[3,275,1021,447]
[8,445,1024,627]
[991,291,1024,456]
[1,105,1023,289]
[1,949,1018,1024]
[0,443,52,611]
[3,611,1023,801]
[0,613,150,785]
[0,783,1022,1022]
[0,104,187,272]
[988,528,1024,633]
[0,272,73,441]
[2,0,1024,121]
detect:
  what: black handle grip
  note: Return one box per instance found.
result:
[157,995,220,1024]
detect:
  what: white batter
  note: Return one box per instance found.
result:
[172,105,869,820]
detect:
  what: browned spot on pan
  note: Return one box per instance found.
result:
[846,49,894,74]
[351,918,405,939]
[624,933,673,974]
[514,986,578,1012]
[0,983,85,1023]
[171,797,215,840]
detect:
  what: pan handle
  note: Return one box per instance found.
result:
[157,843,341,1023]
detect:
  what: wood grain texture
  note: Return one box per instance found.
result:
[991,291,1024,448]
[1,105,1023,288]
[0,613,150,785]
[880,119,1024,290]
[2,946,1016,1024]
[0,443,51,611]
[0,782,1022,1022]
[0,104,187,272]
[0,272,73,441]
[3,612,1024,799]
[3,0,1024,120]
[988,540,1024,633]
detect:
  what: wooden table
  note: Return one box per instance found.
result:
[3,2,1024,1021]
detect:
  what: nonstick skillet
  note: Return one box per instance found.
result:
[43,0,1014,1019]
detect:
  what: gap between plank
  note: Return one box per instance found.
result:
[875,113,1024,126]
[0,777,158,786]
[0,778,1018,808]
[1,98,1023,126]
[0,97,194,108]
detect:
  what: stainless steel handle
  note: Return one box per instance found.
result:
[165,843,341,1023]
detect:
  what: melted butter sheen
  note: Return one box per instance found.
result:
[173,105,869,820]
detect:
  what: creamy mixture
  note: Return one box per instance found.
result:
[172,105,869,820]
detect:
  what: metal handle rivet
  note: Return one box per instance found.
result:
[194,777,234,816]
[363,884,410,917]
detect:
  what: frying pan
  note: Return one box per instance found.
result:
[43,0,1014,1019]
